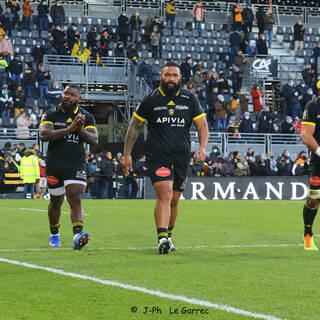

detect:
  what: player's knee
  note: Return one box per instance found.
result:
[307,198,320,209]
[50,198,63,209]
[170,198,179,208]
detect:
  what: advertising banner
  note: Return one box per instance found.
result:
[145,177,309,200]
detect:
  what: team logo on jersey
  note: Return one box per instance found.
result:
[155,167,171,177]
[47,176,59,185]
[66,118,73,123]
[76,170,87,180]
[168,100,175,106]
[169,109,174,116]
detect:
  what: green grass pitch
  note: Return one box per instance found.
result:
[0,199,319,320]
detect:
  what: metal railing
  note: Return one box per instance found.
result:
[190,132,306,159]
[43,55,151,101]
[0,128,38,141]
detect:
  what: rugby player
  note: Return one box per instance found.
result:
[39,84,98,249]
[301,97,320,251]
[123,61,209,254]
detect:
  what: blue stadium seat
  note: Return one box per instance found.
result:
[188,37,195,45]
[21,30,30,38]
[312,28,319,36]
[179,37,186,45]
[40,30,49,39]
[13,37,22,46]
[31,30,38,39]
[285,27,293,35]
[206,38,214,45]
[26,38,34,46]
[276,26,284,34]
[37,98,47,110]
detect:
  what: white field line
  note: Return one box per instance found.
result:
[0,257,287,320]
[18,208,90,216]
[0,243,303,252]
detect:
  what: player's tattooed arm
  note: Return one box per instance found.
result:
[301,123,318,153]
[193,116,209,163]
[123,116,144,176]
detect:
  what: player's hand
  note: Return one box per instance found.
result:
[75,113,86,131]
[68,114,84,132]
[122,154,133,177]
[194,147,206,163]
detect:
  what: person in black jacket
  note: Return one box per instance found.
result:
[87,27,98,50]
[242,3,254,35]
[118,10,130,48]
[256,6,265,35]
[277,150,293,176]
[37,64,51,98]
[281,116,295,134]
[31,40,45,68]
[100,29,111,57]
[50,0,65,27]
[9,53,23,86]
[256,33,268,56]
[22,62,36,98]
[52,25,65,53]
[5,0,20,28]
[294,18,304,56]
[3,7,15,36]
[67,23,80,51]
[12,85,26,116]
[99,151,115,199]
[37,0,48,34]
[301,64,314,87]
[130,10,142,47]
[258,105,275,133]
[229,30,243,65]
[180,57,192,85]
[313,42,320,72]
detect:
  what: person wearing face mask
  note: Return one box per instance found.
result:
[293,18,304,56]
[242,3,254,35]
[239,111,254,133]
[151,58,161,89]
[130,10,142,47]
[0,83,13,125]
[39,84,98,249]
[67,23,80,50]
[138,57,153,88]
[277,149,293,176]
[281,115,295,134]
[256,33,268,56]
[0,35,13,63]
[282,79,302,118]
[37,0,49,34]
[297,81,307,96]
[118,10,130,48]
[263,9,274,48]
[50,0,65,27]
[31,41,45,69]
[98,151,115,199]
[22,62,36,98]
[246,39,257,56]
[47,81,62,108]
[301,88,314,112]
[12,85,26,117]
[115,43,124,57]
[251,83,264,118]
[22,0,33,31]
[214,94,227,132]
[8,53,23,86]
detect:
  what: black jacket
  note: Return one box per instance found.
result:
[118,14,130,35]
[37,3,48,18]
[12,89,26,108]
[294,23,304,41]
[37,70,51,86]
[22,68,36,86]
[180,61,192,80]
[100,158,114,177]
[256,38,268,55]
[242,7,254,23]
[229,31,242,48]
[50,4,65,20]
[8,59,23,75]
[87,31,98,48]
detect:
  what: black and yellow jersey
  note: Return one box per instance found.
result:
[302,97,320,165]
[134,87,205,163]
[40,105,96,169]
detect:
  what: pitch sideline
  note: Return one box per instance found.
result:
[0,257,287,320]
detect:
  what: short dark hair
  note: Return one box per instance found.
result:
[66,84,81,95]
[162,61,180,70]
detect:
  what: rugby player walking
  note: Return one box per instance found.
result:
[123,61,208,254]
[39,84,98,249]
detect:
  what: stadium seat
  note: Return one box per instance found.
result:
[24,53,32,63]
[26,98,35,109]
[19,46,27,55]
[26,38,34,46]
[173,29,180,37]
[37,98,47,109]
[40,30,49,39]
[211,31,218,38]
[11,30,18,38]
[188,37,195,45]
[31,30,38,39]
[198,38,204,45]
[13,37,23,46]
[179,37,186,45]
[276,26,284,34]
[175,43,182,52]
[296,49,304,57]
[312,28,319,36]
[21,30,30,38]
[285,27,293,35]
[283,34,291,42]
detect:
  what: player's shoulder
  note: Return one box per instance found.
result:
[41,105,60,121]
[79,106,93,118]
[306,97,320,111]
[178,88,196,100]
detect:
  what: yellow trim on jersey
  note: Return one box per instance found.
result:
[175,89,181,96]
[84,125,96,130]
[73,106,79,114]
[39,121,53,126]
[301,121,316,126]
[192,113,206,121]
[133,112,146,122]
[158,86,166,96]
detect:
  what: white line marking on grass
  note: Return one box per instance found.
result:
[19,208,90,216]
[0,257,287,320]
[0,244,303,252]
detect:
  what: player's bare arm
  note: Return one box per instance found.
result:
[39,117,82,142]
[123,116,144,176]
[301,124,318,153]
[78,127,99,146]
[193,116,209,163]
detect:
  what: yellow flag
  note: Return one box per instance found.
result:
[96,55,105,68]
[71,41,91,63]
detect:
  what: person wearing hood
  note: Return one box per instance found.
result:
[20,148,40,198]
[246,39,257,56]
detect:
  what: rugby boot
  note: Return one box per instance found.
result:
[49,234,61,247]
[304,234,318,251]
[73,232,90,250]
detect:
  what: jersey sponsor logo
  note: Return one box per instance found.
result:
[47,176,59,185]
[175,105,189,110]
[310,176,320,186]
[54,122,68,127]
[169,109,174,116]
[155,167,171,177]
[180,95,190,99]
[154,106,167,111]
[167,100,175,106]
[156,117,185,125]
[66,133,80,143]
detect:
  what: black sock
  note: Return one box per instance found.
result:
[168,226,174,238]
[303,204,318,236]
[157,228,168,242]
[50,223,60,235]
[72,222,83,236]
